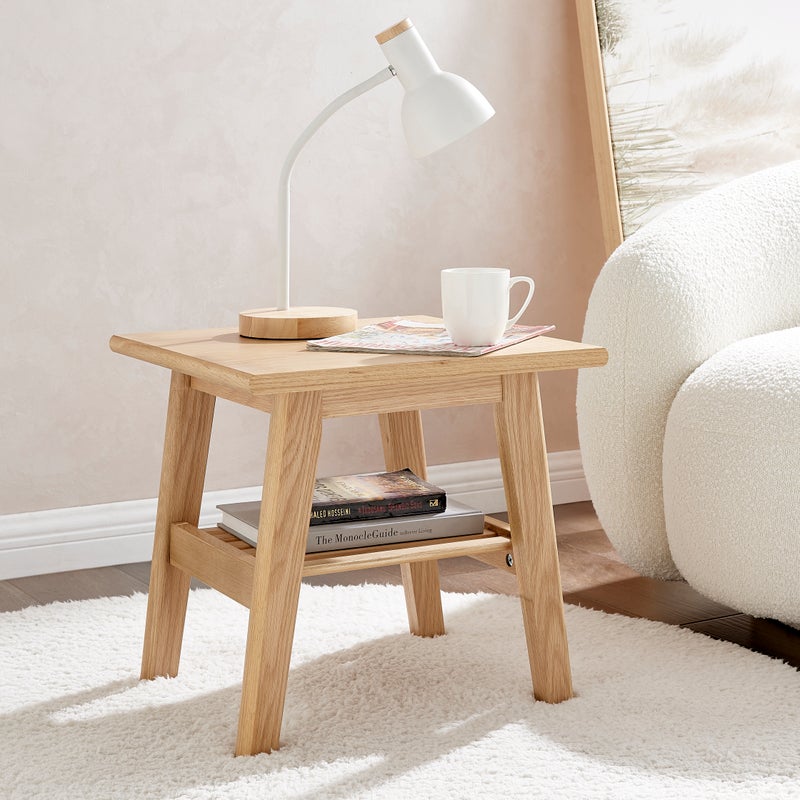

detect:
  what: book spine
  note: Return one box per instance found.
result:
[306,511,482,553]
[309,493,445,526]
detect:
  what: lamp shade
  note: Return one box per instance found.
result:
[377,19,495,158]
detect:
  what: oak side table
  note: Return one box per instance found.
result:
[110,321,607,756]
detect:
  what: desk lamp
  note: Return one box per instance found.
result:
[239,18,495,339]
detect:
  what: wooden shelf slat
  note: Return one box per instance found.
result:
[169,522,512,607]
[302,530,511,576]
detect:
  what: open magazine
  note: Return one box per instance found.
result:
[306,318,556,357]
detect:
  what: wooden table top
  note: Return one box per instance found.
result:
[110,318,607,397]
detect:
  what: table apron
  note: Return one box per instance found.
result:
[190,374,504,417]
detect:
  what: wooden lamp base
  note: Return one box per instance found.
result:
[239,306,358,340]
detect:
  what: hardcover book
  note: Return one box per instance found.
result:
[306,318,556,357]
[218,469,446,529]
[217,499,485,553]
[310,468,445,524]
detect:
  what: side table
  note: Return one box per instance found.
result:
[110,321,607,756]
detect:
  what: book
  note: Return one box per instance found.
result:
[310,468,445,525]
[306,318,556,357]
[217,498,485,553]
[218,469,446,530]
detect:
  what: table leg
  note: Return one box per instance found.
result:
[378,411,445,637]
[141,372,215,679]
[236,390,323,756]
[494,372,573,703]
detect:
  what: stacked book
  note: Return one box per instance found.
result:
[217,468,485,554]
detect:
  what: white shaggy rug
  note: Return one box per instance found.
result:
[2,586,799,800]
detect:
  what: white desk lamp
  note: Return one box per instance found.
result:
[239,18,495,339]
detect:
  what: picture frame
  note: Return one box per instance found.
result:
[576,0,800,259]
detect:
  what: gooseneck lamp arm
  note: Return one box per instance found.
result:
[276,66,396,310]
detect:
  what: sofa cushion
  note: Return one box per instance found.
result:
[662,327,800,625]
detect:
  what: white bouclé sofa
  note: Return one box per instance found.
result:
[577,160,800,626]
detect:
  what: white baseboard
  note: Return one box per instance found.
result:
[0,450,588,581]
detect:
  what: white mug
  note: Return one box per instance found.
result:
[441,267,535,346]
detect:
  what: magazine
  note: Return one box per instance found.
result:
[306,318,556,357]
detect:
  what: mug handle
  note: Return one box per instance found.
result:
[506,276,535,328]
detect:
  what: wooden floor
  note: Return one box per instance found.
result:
[2,502,798,668]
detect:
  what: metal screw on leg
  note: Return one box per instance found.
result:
[506,553,514,568]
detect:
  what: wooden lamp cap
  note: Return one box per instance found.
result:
[375,18,413,45]
[239,306,358,340]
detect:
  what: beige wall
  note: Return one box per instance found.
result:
[0,1,604,515]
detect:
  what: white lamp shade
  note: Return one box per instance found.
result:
[378,19,495,159]
[401,71,495,158]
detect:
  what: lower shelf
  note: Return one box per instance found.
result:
[169,521,512,608]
